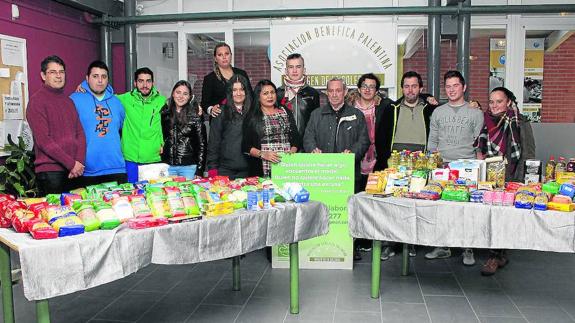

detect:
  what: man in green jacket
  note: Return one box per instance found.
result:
[117,67,166,183]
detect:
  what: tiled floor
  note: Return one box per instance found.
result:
[4,247,575,323]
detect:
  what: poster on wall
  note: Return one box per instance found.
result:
[0,34,28,153]
[270,22,397,95]
[523,38,544,123]
[272,153,354,270]
[489,38,544,122]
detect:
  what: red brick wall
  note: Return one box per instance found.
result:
[404,35,575,123]
[541,35,575,123]
[187,46,271,107]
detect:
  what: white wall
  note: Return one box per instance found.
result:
[137,32,179,97]
[531,124,575,162]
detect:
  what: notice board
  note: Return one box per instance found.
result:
[0,34,29,152]
[272,153,355,269]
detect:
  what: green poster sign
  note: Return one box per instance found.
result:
[272,153,354,269]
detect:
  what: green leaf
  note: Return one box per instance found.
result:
[18,136,26,150]
[13,183,24,196]
[0,184,5,192]
[17,159,24,173]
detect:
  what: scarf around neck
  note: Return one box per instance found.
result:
[476,107,522,164]
[283,75,307,101]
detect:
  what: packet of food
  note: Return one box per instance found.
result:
[28,202,48,218]
[166,195,186,217]
[486,156,506,188]
[129,195,153,218]
[28,219,58,239]
[514,192,534,209]
[51,215,84,237]
[365,172,384,194]
[11,209,36,233]
[42,205,74,224]
[112,196,135,222]
[44,194,61,205]
[60,193,82,206]
[534,192,549,211]
[148,195,170,218]
[93,202,121,229]
[181,192,200,215]
[19,197,45,206]
[127,217,169,229]
[74,203,101,232]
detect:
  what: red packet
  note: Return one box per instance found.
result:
[28,219,58,239]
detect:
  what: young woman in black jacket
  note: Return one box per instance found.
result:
[242,80,301,177]
[161,80,207,178]
[201,43,252,118]
[206,75,252,179]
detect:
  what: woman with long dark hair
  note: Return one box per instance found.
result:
[206,75,252,179]
[161,80,207,179]
[242,79,301,177]
[201,42,252,118]
[476,86,536,276]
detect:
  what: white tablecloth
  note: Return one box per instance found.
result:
[0,201,329,301]
[348,192,575,252]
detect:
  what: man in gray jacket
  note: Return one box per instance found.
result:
[303,77,370,193]
[426,70,484,266]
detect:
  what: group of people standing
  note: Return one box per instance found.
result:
[26,42,534,276]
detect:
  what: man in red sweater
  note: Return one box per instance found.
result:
[26,55,86,195]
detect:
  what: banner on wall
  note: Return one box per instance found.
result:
[489,38,544,122]
[523,39,544,123]
[270,22,397,92]
[271,153,355,270]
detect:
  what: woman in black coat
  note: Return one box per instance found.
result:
[161,80,207,178]
[201,42,252,118]
[206,75,252,179]
[476,86,536,276]
[242,80,301,177]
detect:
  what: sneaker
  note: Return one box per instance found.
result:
[480,256,508,276]
[358,246,372,252]
[380,247,396,261]
[462,249,475,266]
[425,247,451,259]
[408,245,416,257]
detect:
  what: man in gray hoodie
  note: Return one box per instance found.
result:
[425,70,484,266]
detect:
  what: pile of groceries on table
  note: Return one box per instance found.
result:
[0,176,310,240]
[365,150,575,212]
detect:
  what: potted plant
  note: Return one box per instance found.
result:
[0,134,38,197]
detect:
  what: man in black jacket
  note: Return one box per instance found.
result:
[276,53,320,138]
[303,77,370,193]
[374,71,438,260]
[375,71,438,171]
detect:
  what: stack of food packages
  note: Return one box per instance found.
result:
[0,176,310,240]
[365,150,575,213]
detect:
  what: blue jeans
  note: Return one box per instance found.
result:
[168,165,197,179]
[125,161,139,183]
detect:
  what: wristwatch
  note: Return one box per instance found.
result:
[257,150,263,159]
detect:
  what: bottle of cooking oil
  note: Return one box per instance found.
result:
[398,150,408,169]
[545,155,556,182]
[556,156,567,174]
[388,150,399,169]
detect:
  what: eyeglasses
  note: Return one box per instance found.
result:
[360,84,376,90]
[46,70,65,76]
